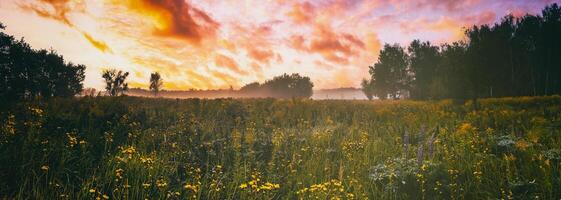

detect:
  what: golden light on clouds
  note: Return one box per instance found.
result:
[1,0,555,90]
[82,32,112,53]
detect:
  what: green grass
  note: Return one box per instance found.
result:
[1,96,560,199]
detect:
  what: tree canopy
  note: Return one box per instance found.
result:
[0,22,85,102]
[240,73,313,99]
[363,3,561,100]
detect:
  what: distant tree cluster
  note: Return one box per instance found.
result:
[102,69,129,96]
[0,22,86,101]
[363,4,561,100]
[240,73,313,98]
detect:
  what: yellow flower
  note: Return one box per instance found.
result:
[115,168,124,179]
[504,154,517,162]
[239,183,248,189]
[457,122,475,134]
[184,184,199,192]
[156,179,168,188]
[89,189,96,193]
[515,139,530,150]
[41,165,49,171]
[102,194,109,199]
[121,146,136,157]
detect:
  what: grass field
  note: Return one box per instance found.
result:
[1,96,561,199]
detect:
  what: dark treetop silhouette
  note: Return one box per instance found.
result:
[0,22,85,102]
[363,3,561,100]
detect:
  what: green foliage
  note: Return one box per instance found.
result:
[1,96,561,199]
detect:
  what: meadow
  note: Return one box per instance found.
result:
[1,96,560,199]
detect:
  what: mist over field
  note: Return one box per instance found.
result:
[123,88,369,100]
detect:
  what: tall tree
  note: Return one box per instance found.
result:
[435,42,470,99]
[408,40,440,100]
[368,44,409,99]
[149,72,163,97]
[540,4,561,95]
[102,69,129,96]
[362,3,561,100]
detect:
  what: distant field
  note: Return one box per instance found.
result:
[124,88,369,100]
[1,96,560,199]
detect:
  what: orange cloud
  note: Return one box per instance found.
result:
[18,0,84,26]
[365,32,382,55]
[118,0,219,44]
[247,48,276,65]
[128,81,148,88]
[215,54,247,75]
[290,25,365,64]
[287,2,315,24]
[210,70,240,88]
[82,32,112,53]
[130,57,180,77]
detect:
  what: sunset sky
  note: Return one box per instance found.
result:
[0,0,558,90]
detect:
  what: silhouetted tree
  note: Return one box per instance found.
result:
[240,82,261,92]
[102,69,129,96]
[435,42,470,99]
[408,40,440,100]
[149,72,163,97]
[367,44,409,99]
[363,3,561,100]
[0,22,85,102]
[263,73,314,98]
[239,74,313,98]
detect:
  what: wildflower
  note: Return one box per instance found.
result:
[239,183,248,189]
[41,165,49,171]
[458,123,475,134]
[142,183,151,189]
[515,139,530,150]
[66,133,78,147]
[184,184,199,192]
[89,189,96,193]
[504,154,517,162]
[121,146,136,158]
[115,168,124,180]
[102,194,109,199]
[156,179,167,188]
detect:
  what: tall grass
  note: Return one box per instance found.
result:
[1,96,560,199]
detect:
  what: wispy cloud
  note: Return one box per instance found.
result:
[82,32,112,53]
[6,0,558,89]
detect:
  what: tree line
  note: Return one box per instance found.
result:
[362,3,561,100]
[100,70,314,99]
[240,73,313,98]
[0,22,85,102]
